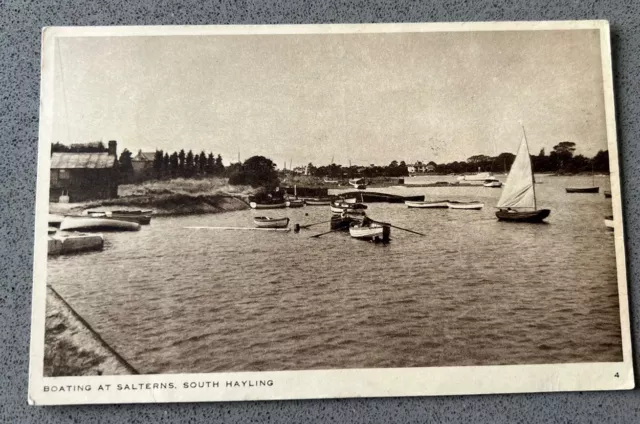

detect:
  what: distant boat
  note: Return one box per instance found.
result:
[348,178,366,189]
[447,201,484,210]
[253,216,290,228]
[566,166,599,193]
[566,187,599,194]
[59,216,141,232]
[285,199,305,208]
[405,200,449,208]
[604,215,614,230]
[341,191,425,203]
[304,198,332,206]
[349,220,390,242]
[457,172,498,182]
[495,128,550,222]
[83,210,152,224]
[604,190,612,198]
[483,180,502,188]
[249,201,287,209]
[323,177,339,184]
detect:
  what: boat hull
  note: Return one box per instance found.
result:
[405,200,449,208]
[249,202,287,209]
[304,199,332,206]
[341,192,425,203]
[285,200,305,208]
[566,187,599,193]
[495,209,550,222]
[349,223,390,242]
[447,202,484,210]
[253,217,290,228]
[59,217,141,232]
[483,181,503,188]
[86,211,152,224]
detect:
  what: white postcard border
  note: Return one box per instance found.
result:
[29,20,634,406]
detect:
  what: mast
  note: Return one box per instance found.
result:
[521,125,536,210]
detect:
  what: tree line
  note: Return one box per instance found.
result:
[150,150,225,179]
[300,142,609,178]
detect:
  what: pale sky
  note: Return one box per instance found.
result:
[53,29,608,167]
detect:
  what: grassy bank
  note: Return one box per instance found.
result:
[50,178,256,216]
[44,286,134,376]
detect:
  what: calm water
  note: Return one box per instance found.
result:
[48,175,623,374]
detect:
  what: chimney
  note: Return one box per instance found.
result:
[108,140,117,157]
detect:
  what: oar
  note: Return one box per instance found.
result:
[299,219,332,229]
[370,220,426,236]
[310,228,341,238]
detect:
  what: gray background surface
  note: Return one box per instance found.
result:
[1,0,638,422]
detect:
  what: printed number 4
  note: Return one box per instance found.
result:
[614,372,620,378]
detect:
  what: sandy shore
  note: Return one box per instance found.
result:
[44,286,135,376]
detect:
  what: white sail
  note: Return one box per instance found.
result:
[497,135,536,209]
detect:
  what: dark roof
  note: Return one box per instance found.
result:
[50,152,117,169]
[133,151,156,162]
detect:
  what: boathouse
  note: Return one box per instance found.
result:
[131,150,155,180]
[50,140,119,202]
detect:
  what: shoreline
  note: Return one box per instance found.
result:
[44,286,135,376]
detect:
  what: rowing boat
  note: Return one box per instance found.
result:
[304,198,332,206]
[249,201,287,209]
[285,199,305,208]
[447,201,484,210]
[253,216,290,228]
[349,221,390,242]
[59,216,141,232]
[405,200,449,208]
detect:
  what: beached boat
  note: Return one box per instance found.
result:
[483,180,502,188]
[565,187,599,194]
[253,216,290,228]
[447,201,484,210]
[604,190,612,198]
[285,199,305,208]
[249,201,287,209]
[495,129,551,222]
[59,216,141,232]
[349,220,390,242]
[304,198,332,206]
[84,210,152,224]
[604,215,614,230]
[405,200,449,208]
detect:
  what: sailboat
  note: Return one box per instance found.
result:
[495,129,551,222]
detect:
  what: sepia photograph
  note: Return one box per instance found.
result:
[30,21,633,405]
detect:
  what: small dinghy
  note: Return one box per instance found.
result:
[349,219,390,242]
[330,200,368,214]
[253,216,290,228]
[249,201,287,209]
[285,199,305,208]
[59,216,141,232]
[405,200,449,208]
[483,180,503,188]
[447,201,484,210]
[304,198,332,206]
[566,187,599,193]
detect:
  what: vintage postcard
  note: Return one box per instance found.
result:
[29,21,633,405]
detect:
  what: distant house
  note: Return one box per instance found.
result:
[408,161,436,174]
[50,140,119,202]
[132,150,156,180]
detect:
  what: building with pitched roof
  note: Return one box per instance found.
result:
[50,140,119,202]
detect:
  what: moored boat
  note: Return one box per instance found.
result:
[253,216,290,228]
[495,128,550,222]
[483,180,502,188]
[348,178,366,189]
[349,220,390,242]
[340,191,425,203]
[59,216,140,232]
[84,210,152,224]
[285,199,305,208]
[566,187,599,194]
[249,201,287,209]
[405,200,449,208]
[304,198,332,206]
[447,201,484,210]
[457,172,498,182]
